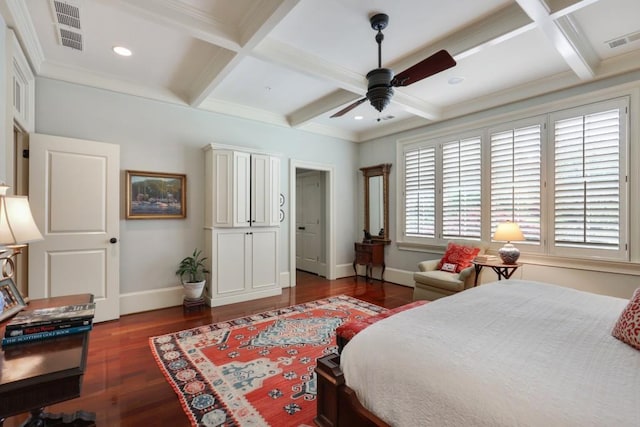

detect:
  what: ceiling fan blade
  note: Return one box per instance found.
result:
[330,97,367,118]
[392,49,456,87]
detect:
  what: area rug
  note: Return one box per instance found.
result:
[149,295,386,427]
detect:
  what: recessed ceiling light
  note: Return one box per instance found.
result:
[448,76,465,85]
[354,116,364,120]
[113,46,132,57]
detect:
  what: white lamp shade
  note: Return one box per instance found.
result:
[0,196,44,245]
[493,221,525,242]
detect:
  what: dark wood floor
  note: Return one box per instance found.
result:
[4,272,412,427]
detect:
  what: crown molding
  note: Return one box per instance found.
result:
[4,0,44,74]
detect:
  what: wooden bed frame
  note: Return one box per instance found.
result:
[314,353,390,427]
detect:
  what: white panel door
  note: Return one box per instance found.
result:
[206,149,233,227]
[297,173,321,274]
[251,154,270,226]
[250,229,277,289]
[28,134,120,322]
[233,151,251,227]
[215,230,247,294]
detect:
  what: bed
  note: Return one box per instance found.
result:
[315,280,640,427]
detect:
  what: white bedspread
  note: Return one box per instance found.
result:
[341,280,640,427]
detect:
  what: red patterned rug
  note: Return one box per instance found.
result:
[149,295,385,426]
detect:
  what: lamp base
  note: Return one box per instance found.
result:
[498,243,520,264]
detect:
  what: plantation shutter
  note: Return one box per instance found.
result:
[490,125,541,241]
[405,146,435,237]
[442,137,481,239]
[553,109,620,249]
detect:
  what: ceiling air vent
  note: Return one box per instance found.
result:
[606,30,640,49]
[49,0,83,51]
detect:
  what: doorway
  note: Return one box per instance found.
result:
[289,160,335,286]
[295,170,324,275]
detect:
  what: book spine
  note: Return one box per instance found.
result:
[6,315,94,330]
[1,324,93,346]
[4,319,93,338]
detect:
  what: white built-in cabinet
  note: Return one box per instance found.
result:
[204,145,281,306]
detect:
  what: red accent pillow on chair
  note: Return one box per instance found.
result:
[437,242,480,273]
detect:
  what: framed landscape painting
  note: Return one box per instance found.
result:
[126,170,186,219]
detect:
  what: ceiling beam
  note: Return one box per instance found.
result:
[113,0,302,107]
[515,0,598,79]
[545,0,601,17]
[264,3,539,126]
[115,0,242,51]
[188,0,301,107]
[253,38,366,94]
[391,3,534,70]
[288,90,361,128]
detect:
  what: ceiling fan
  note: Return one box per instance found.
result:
[331,13,456,118]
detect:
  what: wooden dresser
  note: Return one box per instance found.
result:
[353,242,386,281]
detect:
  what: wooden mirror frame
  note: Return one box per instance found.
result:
[360,163,391,244]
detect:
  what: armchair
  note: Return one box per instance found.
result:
[413,239,489,301]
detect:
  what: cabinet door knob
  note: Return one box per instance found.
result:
[109,237,118,244]
[298,226,306,230]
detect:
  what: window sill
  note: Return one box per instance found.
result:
[515,253,640,277]
[397,241,640,276]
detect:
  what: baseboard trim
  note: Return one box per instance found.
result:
[280,271,291,288]
[204,288,282,307]
[336,263,414,288]
[118,267,415,315]
[120,286,183,315]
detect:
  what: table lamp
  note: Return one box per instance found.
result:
[493,221,525,264]
[0,184,43,279]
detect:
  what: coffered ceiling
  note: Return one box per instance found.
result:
[2,0,639,142]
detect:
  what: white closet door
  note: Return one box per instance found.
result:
[233,151,251,227]
[251,154,270,226]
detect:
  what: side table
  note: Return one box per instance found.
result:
[0,294,95,426]
[472,261,522,286]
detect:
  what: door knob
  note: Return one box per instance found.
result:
[109,238,118,244]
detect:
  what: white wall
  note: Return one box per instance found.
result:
[0,20,8,184]
[359,71,640,300]
[34,78,359,304]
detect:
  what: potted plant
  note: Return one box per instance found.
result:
[176,248,209,300]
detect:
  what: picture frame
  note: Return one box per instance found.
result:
[0,278,26,322]
[126,170,186,219]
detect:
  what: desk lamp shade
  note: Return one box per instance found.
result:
[0,195,43,246]
[493,221,524,264]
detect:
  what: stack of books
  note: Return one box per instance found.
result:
[2,302,95,346]
[473,254,498,263]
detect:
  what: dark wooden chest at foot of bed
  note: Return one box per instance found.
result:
[314,353,389,427]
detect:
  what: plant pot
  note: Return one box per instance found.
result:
[183,280,206,300]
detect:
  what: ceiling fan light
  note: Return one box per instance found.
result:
[367,87,393,112]
[366,68,394,113]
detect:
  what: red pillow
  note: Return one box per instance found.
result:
[437,242,480,273]
[612,288,640,351]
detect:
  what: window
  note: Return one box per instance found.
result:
[490,121,542,244]
[442,137,481,239]
[550,99,628,260]
[399,97,628,262]
[405,146,435,237]
[404,136,481,242]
